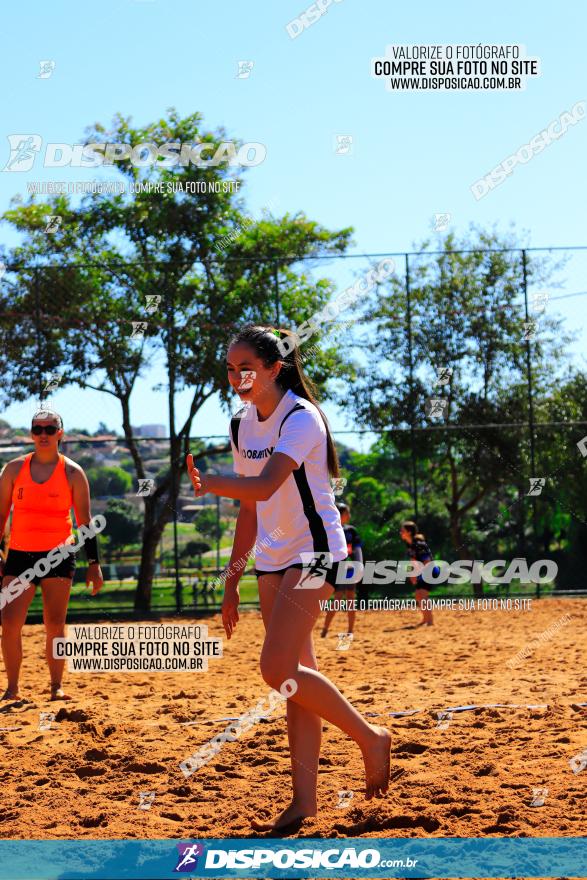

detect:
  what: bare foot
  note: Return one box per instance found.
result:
[1,689,21,701]
[50,686,72,701]
[361,725,391,800]
[251,800,316,832]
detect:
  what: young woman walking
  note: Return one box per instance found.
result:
[399,520,435,627]
[186,325,391,830]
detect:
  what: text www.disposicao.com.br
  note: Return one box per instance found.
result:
[70,657,203,671]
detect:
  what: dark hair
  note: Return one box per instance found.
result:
[401,520,425,541]
[228,324,340,478]
[336,502,350,516]
[32,408,63,429]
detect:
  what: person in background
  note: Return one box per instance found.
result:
[320,503,363,640]
[207,579,217,604]
[399,520,434,627]
[191,572,200,607]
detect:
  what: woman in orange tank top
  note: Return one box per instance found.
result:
[0,409,104,702]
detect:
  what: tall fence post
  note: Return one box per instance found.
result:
[274,260,280,327]
[165,273,182,613]
[521,248,540,597]
[216,494,221,572]
[34,267,44,401]
[405,253,419,519]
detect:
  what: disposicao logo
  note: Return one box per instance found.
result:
[174,842,205,873]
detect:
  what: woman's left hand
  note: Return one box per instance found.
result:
[186,453,208,496]
[87,563,104,595]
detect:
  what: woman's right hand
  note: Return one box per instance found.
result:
[222,584,240,640]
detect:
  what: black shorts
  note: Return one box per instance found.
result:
[3,548,77,586]
[255,561,346,589]
[415,578,431,591]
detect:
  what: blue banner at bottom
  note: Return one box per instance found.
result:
[0,837,585,879]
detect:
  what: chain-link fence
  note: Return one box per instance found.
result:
[1,245,586,615]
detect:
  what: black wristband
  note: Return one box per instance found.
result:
[84,534,100,565]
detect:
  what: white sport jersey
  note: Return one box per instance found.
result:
[229,389,347,571]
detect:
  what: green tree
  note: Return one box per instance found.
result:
[87,465,132,497]
[194,508,226,543]
[102,498,142,562]
[180,540,212,565]
[76,453,97,470]
[530,371,587,587]
[342,228,572,589]
[0,108,354,610]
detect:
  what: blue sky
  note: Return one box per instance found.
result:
[1,0,586,449]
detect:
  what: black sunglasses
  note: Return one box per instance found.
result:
[31,425,59,436]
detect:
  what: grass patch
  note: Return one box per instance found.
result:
[27,572,260,614]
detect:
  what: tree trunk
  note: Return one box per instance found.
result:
[134,497,167,612]
[517,482,526,558]
[448,506,484,597]
[133,447,196,611]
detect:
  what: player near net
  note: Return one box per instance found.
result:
[186,324,392,831]
[0,410,103,701]
[399,520,435,627]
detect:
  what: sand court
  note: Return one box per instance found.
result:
[0,598,585,842]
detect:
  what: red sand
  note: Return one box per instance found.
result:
[0,598,585,847]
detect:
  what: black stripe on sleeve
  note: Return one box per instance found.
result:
[278,403,305,437]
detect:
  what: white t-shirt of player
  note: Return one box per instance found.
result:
[229,389,347,571]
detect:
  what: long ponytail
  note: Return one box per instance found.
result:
[228,325,340,478]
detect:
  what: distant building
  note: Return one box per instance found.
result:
[133,424,167,438]
[0,446,27,456]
